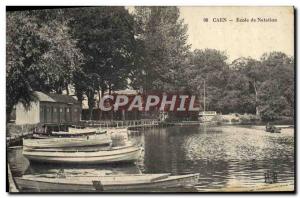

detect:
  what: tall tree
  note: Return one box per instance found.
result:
[258,52,294,120]
[67,7,136,119]
[134,6,190,92]
[230,57,265,115]
[187,49,229,112]
[6,9,82,120]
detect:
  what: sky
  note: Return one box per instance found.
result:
[128,6,294,62]
[179,6,294,61]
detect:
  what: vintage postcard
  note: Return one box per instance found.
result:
[6,6,295,193]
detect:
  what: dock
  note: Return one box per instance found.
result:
[6,119,202,148]
[172,121,200,126]
[81,119,160,129]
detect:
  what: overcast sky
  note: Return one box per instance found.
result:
[179,6,294,61]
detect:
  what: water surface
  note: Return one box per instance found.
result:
[8,125,294,192]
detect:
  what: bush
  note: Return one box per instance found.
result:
[239,114,260,124]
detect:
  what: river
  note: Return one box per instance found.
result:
[7,125,294,192]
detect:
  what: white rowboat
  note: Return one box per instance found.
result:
[67,127,102,134]
[23,145,141,164]
[23,133,112,148]
[15,173,199,192]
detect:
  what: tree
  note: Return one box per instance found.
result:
[258,52,294,120]
[187,49,229,112]
[133,6,191,92]
[6,9,82,120]
[230,57,265,115]
[67,7,136,119]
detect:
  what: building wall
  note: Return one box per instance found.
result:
[71,104,81,123]
[15,101,40,125]
[16,100,81,125]
[39,102,81,124]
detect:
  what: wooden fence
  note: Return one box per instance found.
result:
[81,119,159,128]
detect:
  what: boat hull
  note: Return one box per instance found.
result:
[68,127,99,134]
[23,134,112,148]
[23,146,141,164]
[15,173,199,192]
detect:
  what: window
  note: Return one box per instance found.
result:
[74,108,78,112]
[67,108,70,113]
[60,108,63,112]
[54,108,57,112]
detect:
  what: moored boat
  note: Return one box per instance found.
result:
[265,124,281,133]
[23,145,141,164]
[106,128,128,134]
[23,133,112,149]
[15,173,199,192]
[67,127,103,134]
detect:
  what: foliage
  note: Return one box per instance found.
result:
[66,7,137,119]
[187,49,229,111]
[6,7,294,122]
[133,6,191,92]
[187,50,294,121]
[6,9,83,119]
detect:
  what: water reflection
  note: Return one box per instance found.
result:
[7,125,294,191]
[138,125,294,190]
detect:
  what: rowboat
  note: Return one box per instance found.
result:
[23,140,136,152]
[106,128,128,134]
[266,124,281,133]
[67,127,103,134]
[15,173,199,192]
[32,134,53,139]
[23,145,141,164]
[23,133,112,148]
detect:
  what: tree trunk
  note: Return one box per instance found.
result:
[6,105,13,123]
[108,84,113,120]
[75,90,83,106]
[66,84,70,95]
[97,89,101,120]
[100,88,105,120]
[87,91,94,120]
[253,81,260,116]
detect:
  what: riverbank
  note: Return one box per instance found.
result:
[212,114,294,125]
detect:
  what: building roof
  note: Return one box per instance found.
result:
[82,89,139,109]
[34,91,79,104]
[104,89,139,96]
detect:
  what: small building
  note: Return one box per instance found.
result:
[81,89,143,121]
[15,91,81,125]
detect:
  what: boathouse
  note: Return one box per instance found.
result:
[15,91,81,125]
[81,89,143,120]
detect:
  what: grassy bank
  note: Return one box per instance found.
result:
[212,114,293,125]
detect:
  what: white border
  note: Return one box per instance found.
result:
[0,1,298,198]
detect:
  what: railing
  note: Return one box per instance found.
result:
[81,119,159,128]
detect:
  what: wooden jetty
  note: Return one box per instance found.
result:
[81,119,160,129]
[172,121,200,126]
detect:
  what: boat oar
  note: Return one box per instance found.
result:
[92,180,104,192]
